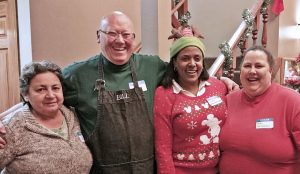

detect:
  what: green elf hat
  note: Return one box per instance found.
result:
[170,36,206,58]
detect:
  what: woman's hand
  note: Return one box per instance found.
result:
[220,76,240,93]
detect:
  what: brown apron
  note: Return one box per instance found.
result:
[85,56,154,174]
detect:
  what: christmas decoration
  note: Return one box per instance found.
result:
[178,11,191,27]
[261,0,271,14]
[284,53,300,93]
[219,41,233,71]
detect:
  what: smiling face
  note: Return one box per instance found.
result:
[174,46,204,89]
[240,50,272,98]
[25,72,64,118]
[99,12,135,65]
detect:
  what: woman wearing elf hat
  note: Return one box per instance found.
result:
[154,32,228,174]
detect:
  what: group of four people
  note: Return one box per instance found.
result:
[0,11,299,174]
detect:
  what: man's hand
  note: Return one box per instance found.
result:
[0,120,6,148]
[220,77,240,93]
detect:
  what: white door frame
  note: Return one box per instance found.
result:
[17,0,32,70]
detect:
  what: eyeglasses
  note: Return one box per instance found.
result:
[98,29,135,40]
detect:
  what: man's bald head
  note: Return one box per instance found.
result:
[100,11,134,32]
[97,11,136,65]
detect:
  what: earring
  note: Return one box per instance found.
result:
[174,67,177,72]
[23,96,28,102]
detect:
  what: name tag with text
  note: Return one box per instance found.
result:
[256,118,274,129]
[206,96,222,106]
[129,80,147,91]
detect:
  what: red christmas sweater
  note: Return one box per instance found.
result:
[154,78,227,174]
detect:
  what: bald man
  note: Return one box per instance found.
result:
[62,11,166,174]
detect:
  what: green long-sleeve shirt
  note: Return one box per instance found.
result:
[62,54,166,136]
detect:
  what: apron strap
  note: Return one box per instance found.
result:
[129,56,139,88]
[96,56,106,128]
[96,56,105,91]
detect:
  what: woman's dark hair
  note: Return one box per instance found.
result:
[161,52,209,88]
[20,60,63,96]
[242,46,274,69]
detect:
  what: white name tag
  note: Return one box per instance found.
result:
[129,80,147,91]
[256,118,274,129]
[206,96,222,106]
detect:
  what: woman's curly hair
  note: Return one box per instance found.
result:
[20,60,63,96]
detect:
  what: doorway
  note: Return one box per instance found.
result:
[0,0,20,112]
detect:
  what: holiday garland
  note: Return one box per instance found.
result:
[173,0,272,74]
[178,11,191,26]
[219,42,232,71]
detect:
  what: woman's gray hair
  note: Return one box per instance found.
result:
[20,60,63,95]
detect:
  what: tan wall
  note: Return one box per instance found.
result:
[157,0,172,61]
[30,0,296,71]
[30,0,141,68]
[139,0,172,61]
[278,0,300,58]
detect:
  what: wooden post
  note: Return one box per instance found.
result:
[261,6,268,48]
[252,15,260,45]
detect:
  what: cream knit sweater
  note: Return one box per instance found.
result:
[0,105,92,174]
